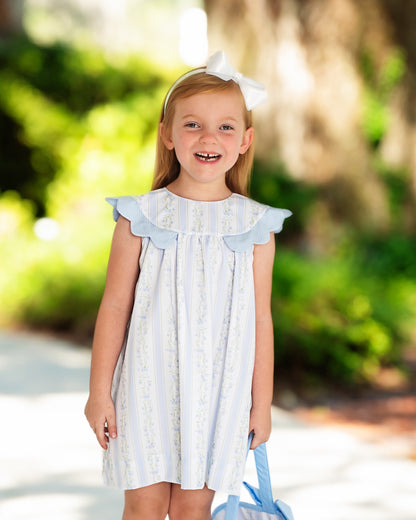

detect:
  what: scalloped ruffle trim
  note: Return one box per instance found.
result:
[106,196,291,251]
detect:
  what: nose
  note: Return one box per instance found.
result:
[199,128,217,144]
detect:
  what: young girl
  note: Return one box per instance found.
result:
[85,51,291,520]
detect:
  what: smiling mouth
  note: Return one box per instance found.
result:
[195,152,222,162]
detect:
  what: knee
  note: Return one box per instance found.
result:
[169,492,213,520]
[169,503,210,520]
[123,501,168,520]
[123,485,170,520]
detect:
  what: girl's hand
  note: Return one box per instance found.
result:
[84,395,117,450]
[249,405,271,449]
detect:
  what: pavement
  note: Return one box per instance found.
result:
[1,330,415,520]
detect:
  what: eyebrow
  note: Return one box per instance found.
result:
[180,113,239,122]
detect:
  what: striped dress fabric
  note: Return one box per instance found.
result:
[103,188,291,494]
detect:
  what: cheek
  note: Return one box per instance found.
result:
[171,138,190,160]
[168,130,183,152]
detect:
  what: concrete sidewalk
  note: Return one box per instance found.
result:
[0,330,415,520]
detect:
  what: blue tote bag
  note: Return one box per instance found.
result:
[212,438,294,520]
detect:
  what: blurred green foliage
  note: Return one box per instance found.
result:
[360,47,406,148]
[0,36,174,337]
[250,163,416,388]
[0,36,171,215]
[1,37,415,389]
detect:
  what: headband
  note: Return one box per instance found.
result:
[163,51,267,113]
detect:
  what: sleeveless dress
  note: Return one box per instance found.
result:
[103,187,291,494]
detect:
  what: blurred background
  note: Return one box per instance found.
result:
[1,0,416,402]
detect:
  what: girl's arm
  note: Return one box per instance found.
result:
[249,232,276,449]
[84,216,141,449]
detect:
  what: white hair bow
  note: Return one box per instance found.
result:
[205,51,267,110]
[163,51,267,113]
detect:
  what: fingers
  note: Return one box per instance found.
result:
[95,421,110,450]
[93,417,116,450]
[250,431,260,450]
[84,399,117,450]
[249,407,271,449]
[250,429,269,450]
[248,418,261,450]
[248,422,270,450]
[106,411,118,442]
[95,413,117,450]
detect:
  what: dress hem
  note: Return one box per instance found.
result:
[103,477,239,495]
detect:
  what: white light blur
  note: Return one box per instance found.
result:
[34,217,60,241]
[276,40,314,97]
[179,8,208,66]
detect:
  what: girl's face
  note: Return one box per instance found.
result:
[161,89,253,191]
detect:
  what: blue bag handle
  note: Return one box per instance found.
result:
[253,439,275,511]
[221,433,276,520]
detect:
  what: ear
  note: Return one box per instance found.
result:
[240,126,254,154]
[159,122,174,150]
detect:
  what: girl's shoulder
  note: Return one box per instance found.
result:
[106,189,177,249]
[223,192,292,251]
[106,188,292,251]
[231,192,292,224]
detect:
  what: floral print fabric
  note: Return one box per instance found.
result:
[103,188,291,494]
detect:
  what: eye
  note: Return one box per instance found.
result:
[220,124,234,131]
[185,122,200,129]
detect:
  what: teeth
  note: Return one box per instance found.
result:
[195,152,221,161]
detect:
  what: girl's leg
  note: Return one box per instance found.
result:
[122,482,171,520]
[168,484,215,520]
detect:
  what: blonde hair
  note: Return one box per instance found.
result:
[152,70,254,196]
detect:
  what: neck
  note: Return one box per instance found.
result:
[167,177,232,202]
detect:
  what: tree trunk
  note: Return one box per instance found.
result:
[0,0,23,36]
[204,0,416,233]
